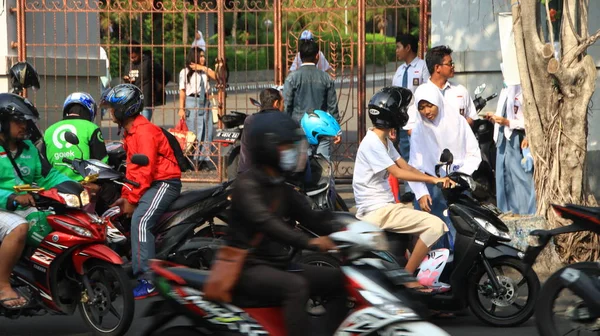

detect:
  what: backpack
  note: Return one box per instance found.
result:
[160,128,194,172]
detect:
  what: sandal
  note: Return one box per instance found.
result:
[0,290,29,310]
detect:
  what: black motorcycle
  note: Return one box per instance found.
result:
[60,131,232,269]
[524,204,600,336]
[213,110,247,180]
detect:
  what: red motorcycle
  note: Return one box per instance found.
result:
[1,180,134,336]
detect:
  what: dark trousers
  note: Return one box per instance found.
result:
[235,263,345,336]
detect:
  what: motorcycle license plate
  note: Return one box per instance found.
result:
[214,129,241,144]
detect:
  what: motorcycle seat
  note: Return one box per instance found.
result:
[165,266,282,307]
[566,204,600,217]
[167,186,223,212]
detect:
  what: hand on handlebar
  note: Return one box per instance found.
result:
[14,194,36,207]
[110,198,137,218]
[434,177,456,189]
[308,237,338,252]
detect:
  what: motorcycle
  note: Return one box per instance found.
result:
[299,149,540,327]
[1,180,134,336]
[523,203,600,336]
[213,109,247,180]
[141,218,451,336]
[471,83,499,203]
[59,131,232,269]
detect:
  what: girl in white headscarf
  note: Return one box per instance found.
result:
[486,67,536,215]
[191,30,206,50]
[408,82,482,249]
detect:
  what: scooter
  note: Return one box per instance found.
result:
[59,132,232,268]
[213,110,247,180]
[471,83,499,203]
[140,218,451,336]
[388,149,539,326]
[524,204,600,336]
[1,180,135,336]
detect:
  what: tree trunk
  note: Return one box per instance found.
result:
[511,0,598,263]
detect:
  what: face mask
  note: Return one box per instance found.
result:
[279,148,298,171]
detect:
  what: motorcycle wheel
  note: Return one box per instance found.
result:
[467,256,539,327]
[78,260,134,336]
[296,252,341,268]
[157,326,205,336]
[334,193,349,212]
[535,262,600,336]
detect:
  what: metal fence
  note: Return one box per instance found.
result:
[12,0,428,182]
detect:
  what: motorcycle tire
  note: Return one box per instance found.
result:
[534,262,600,336]
[467,256,539,327]
[296,252,341,269]
[156,326,205,336]
[226,146,241,181]
[78,260,134,336]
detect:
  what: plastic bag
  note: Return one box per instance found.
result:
[169,118,196,153]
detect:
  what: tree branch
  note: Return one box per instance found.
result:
[563,0,583,44]
[563,28,600,66]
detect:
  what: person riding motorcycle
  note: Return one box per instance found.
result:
[41,92,116,213]
[101,84,182,299]
[227,111,346,336]
[0,93,73,309]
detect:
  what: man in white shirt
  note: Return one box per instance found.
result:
[412,45,478,127]
[353,86,453,288]
[390,34,429,202]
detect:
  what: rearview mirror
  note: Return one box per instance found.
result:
[439,149,454,165]
[131,154,150,167]
[474,83,486,96]
[64,131,80,146]
[249,97,261,108]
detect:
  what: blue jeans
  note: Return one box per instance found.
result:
[131,179,181,278]
[413,184,455,251]
[398,129,412,194]
[185,96,213,161]
[141,108,153,121]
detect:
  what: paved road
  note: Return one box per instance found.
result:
[0,297,539,336]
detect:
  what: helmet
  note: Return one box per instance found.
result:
[300,110,341,145]
[99,84,144,122]
[9,62,41,93]
[368,86,412,129]
[63,92,98,121]
[248,111,306,172]
[0,93,42,143]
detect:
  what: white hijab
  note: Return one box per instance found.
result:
[409,82,481,177]
[191,31,206,50]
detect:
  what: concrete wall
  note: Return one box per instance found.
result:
[431,0,600,200]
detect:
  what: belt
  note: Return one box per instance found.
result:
[188,93,204,98]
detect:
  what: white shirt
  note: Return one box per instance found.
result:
[404,80,478,130]
[392,57,429,93]
[179,68,210,95]
[289,51,332,72]
[353,130,399,217]
[493,85,526,142]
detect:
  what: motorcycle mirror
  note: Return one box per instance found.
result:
[130,154,150,167]
[249,97,261,108]
[440,149,454,165]
[64,131,80,146]
[474,83,486,96]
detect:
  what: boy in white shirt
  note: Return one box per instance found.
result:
[353,86,454,288]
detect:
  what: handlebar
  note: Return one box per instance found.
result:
[122,178,140,188]
[62,158,73,164]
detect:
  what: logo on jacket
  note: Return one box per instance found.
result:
[52,124,78,150]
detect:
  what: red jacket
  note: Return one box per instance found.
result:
[122,115,181,204]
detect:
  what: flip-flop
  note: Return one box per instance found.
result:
[0,293,29,310]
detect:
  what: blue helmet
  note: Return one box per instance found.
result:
[99,84,144,123]
[300,110,341,145]
[63,92,98,121]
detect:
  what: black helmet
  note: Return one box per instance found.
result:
[248,111,306,172]
[367,86,412,129]
[9,62,41,94]
[100,84,144,123]
[0,93,42,143]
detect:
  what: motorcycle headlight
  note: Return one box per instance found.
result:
[80,190,90,206]
[359,290,419,319]
[474,217,511,240]
[58,192,81,207]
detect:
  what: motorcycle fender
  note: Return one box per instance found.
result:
[72,244,124,274]
[484,243,524,261]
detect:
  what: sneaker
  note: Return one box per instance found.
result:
[133,279,157,300]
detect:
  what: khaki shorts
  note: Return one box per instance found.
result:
[359,203,448,247]
[0,211,28,242]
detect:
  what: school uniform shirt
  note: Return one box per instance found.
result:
[178,68,210,96]
[404,80,478,130]
[493,85,526,142]
[289,51,332,72]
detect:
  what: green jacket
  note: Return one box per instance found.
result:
[0,140,72,210]
[43,118,108,181]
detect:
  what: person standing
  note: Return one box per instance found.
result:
[390,34,430,203]
[284,39,341,161]
[289,30,335,79]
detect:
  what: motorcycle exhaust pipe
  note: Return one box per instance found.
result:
[560,267,600,319]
